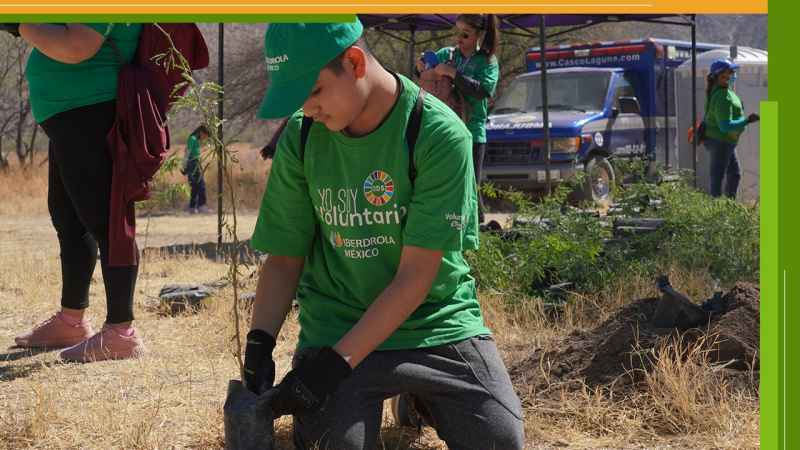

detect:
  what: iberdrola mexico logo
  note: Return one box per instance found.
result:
[329,231,344,248]
[363,170,394,206]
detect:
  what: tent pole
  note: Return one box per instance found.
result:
[691,15,697,188]
[217,23,224,248]
[540,15,551,195]
[664,50,670,168]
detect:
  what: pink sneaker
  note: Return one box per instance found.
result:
[59,324,146,363]
[14,312,93,348]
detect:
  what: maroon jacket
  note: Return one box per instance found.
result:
[107,24,209,266]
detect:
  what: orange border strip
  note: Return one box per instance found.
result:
[0,0,767,15]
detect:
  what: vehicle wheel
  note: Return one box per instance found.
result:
[583,155,615,205]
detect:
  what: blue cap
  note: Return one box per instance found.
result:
[710,58,739,76]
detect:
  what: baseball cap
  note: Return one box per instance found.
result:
[709,58,739,76]
[258,19,364,119]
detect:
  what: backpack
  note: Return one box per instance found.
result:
[417,50,465,120]
[106,23,209,199]
[108,24,209,116]
[688,119,706,145]
[298,87,426,185]
[107,23,209,266]
[136,24,209,109]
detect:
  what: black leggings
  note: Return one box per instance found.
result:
[473,143,486,222]
[41,101,137,324]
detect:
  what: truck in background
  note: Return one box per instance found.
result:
[484,38,723,203]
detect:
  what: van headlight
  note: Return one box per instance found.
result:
[551,137,580,153]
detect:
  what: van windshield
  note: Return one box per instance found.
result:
[492,71,611,114]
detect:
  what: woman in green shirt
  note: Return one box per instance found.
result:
[419,14,500,222]
[703,58,760,198]
[7,23,145,362]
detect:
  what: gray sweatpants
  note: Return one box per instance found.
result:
[292,335,525,450]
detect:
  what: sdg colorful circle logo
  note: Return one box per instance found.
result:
[363,170,394,206]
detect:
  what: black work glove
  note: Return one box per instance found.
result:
[243,329,277,395]
[270,347,352,417]
[0,23,20,37]
[747,113,760,124]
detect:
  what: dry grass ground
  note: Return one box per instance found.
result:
[0,162,759,449]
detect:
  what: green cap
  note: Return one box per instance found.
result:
[258,19,364,119]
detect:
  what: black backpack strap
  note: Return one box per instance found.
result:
[299,116,314,162]
[406,88,425,184]
[299,89,423,181]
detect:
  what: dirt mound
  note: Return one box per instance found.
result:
[510,282,759,391]
[701,283,760,369]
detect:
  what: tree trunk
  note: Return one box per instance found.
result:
[0,113,15,171]
[0,135,8,171]
[27,123,38,165]
[15,103,31,166]
[15,42,30,165]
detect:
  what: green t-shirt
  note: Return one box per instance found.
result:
[27,23,142,123]
[436,47,499,143]
[186,134,201,161]
[251,74,488,351]
[705,86,745,144]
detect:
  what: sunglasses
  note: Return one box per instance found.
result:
[454,28,474,39]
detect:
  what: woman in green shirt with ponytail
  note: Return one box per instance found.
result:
[418,14,500,222]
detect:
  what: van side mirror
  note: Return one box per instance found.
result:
[611,107,620,118]
[618,97,641,115]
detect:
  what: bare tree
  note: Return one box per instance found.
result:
[0,35,23,170]
[14,40,33,165]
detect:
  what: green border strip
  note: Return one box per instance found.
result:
[761,101,779,450]
[0,14,355,22]
[0,8,781,449]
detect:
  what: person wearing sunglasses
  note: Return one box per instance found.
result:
[703,58,759,199]
[418,14,500,223]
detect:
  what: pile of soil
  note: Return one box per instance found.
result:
[510,282,759,392]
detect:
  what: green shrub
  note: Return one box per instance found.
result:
[467,177,759,298]
[136,154,190,212]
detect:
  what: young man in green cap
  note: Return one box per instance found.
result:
[244,19,524,450]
